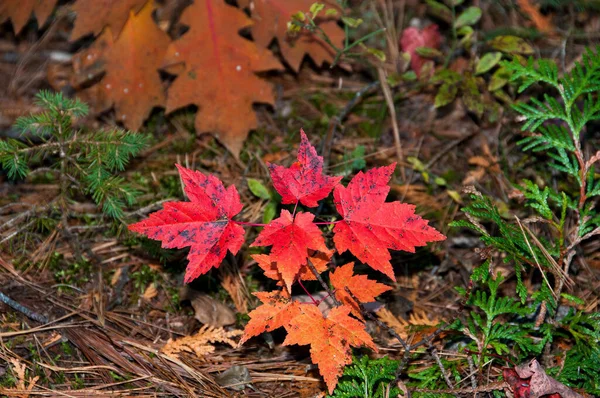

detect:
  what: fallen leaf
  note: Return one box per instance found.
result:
[142,283,158,301]
[283,304,376,394]
[333,164,446,280]
[248,0,344,71]
[163,0,282,157]
[330,262,392,317]
[251,210,328,291]
[513,359,584,398]
[0,0,57,33]
[70,0,147,40]
[98,1,170,130]
[129,165,245,283]
[240,291,301,343]
[268,129,342,207]
[516,0,553,34]
[162,325,242,358]
[215,365,252,391]
[399,25,441,77]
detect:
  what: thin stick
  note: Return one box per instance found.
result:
[322,81,380,169]
[378,67,406,181]
[428,343,455,390]
[0,291,48,323]
[343,287,408,350]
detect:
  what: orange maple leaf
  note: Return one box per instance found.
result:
[240,291,300,344]
[70,0,147,41]
[251,210,328,292]
[163,0,282,157]
[96,1,170,130]
[252,248,333,286]
[330,262,392,317]
[0,0,57,34]
[283,304,377,394]
[248,0,344,71]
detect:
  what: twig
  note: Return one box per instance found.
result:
[467,355,478,395]
[378,67,406,181]
[0,291,48,323]
[343,287,409,350]
[428,343,455,391]
[322,81,380,169]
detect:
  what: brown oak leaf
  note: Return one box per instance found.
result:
[248,0,344,71]
[97,1,170,130]
[70,0,147,41]
[0,0,57,34]
[163,0,282,157]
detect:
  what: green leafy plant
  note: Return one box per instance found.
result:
[444,46,600,394]
[0,91,148,219]
[288,1,386,66]
[425,2,538,121]
[329,355,400,398]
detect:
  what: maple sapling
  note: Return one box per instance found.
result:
[129,129,445,393]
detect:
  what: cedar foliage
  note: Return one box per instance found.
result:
[444,48,600,395]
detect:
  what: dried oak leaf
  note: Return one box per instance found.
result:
[240,291,301,344]
[399,25,441,77]
[251,210,327,292]
[96,1,170,130]
[248,0,344,71]
[163,0,282,158]
[330,262,392,317]
[333,164,446,280]
[269,129,342,207]
[70,0,147,41]
[283,304,376,394]
[128,165,245,283]
[0,0,57,34]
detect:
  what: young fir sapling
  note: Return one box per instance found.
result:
[128,129,445,392]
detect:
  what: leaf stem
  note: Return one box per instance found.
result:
[233,220,266,227]
[297,279,318,305]
[313,220,340,225]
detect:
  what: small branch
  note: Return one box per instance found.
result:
[0,291,48,323]
[428,342,455,390]
[343,287,408,350]
[124,198,177,218]
[322,81,380,169]
[378,67,406,181]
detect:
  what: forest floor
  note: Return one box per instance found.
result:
[1,1,600,397]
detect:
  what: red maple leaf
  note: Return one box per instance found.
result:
[399,24,441,77]
[128,165,245,283]
[268,129,342,207]
[251,210,328,291]
[283,304,376,394]
[240,291,301,344]
[333,164,446,280]
[330,262,392,317]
